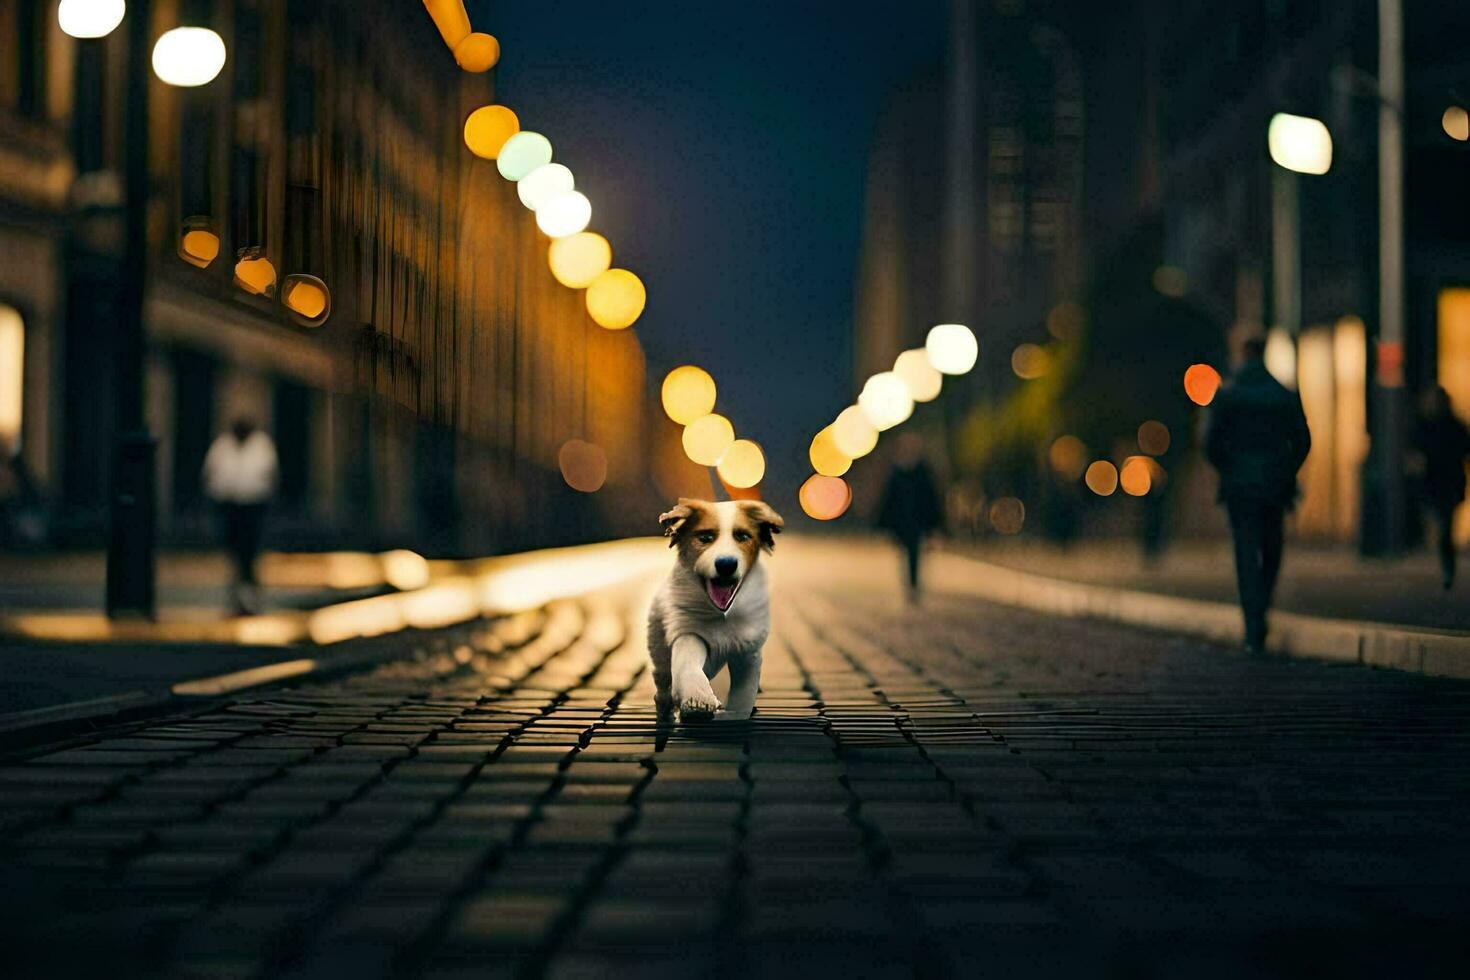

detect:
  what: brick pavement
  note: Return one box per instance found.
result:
[3,543,1470,978]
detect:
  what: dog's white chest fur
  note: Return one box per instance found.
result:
[648,561,770,667]
[646,498,781,722]
[647,562,770,722]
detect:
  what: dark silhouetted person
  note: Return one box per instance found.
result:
[877,433,943,601]
[1205,337,1311,652]
[203,418,278,614]
[1413,386,1470,590]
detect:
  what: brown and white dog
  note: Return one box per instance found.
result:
[648,498,783,721]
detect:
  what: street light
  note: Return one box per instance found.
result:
[661,366,717,425]
[831,405,878,459]
[518,163,574,211]
[808,426,852,477]
[858,372,914,431]
[464,105,520,159]
[422,0,472,50]
[151,26,227,87]
[716,439,765,489]
[535,190,591,238]
[548,232,612,289]
[893,348,942,402]
[585,268,645,329]
[497,132,553,181]
[58,0,126,38]
[682,414,734,466]
[1267,112,1333,175]
[925,323,978,375]
[800,475,852,520]
[453,33,500,73]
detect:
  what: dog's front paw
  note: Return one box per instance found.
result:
[677,691,722,722]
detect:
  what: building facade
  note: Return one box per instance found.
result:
[852,0,1470,547]
[1,0,661,556]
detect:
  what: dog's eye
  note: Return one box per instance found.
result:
[696,531,717,544]
[733,530,751,542]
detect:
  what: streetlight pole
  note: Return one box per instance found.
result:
[105,0,157,617]
[1370,0,1407,554]
[1270,165,1300,341]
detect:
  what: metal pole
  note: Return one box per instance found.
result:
[105,0,157,617]
[942,0,978,322]
[1371,0,1407,554]
[1271,166,1300,339]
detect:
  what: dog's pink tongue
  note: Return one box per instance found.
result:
[706,580,738,612]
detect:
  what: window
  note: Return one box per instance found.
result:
[0,304,22,456]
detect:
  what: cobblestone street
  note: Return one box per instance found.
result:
[3,542,1469,978]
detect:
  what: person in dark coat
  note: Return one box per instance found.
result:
[876,433,944,601]
[1204,337,1312,652]
[1413,386,1470,590]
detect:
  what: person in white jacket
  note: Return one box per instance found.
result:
[202,417,278,614]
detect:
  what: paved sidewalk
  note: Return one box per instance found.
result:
[2,540,1468,978]
[958,539,1469,631]
[0,549,397,617]
[0,550,404,723]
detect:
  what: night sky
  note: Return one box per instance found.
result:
[470,1,944,499]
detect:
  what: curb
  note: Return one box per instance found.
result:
[0,690,172,735]
[931,551,1470,679]
[0,633,441,749]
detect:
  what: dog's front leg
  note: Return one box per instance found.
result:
[670,634,721,721]
[719,651,760,720]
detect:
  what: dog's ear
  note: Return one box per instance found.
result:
[658,500,696,547]
[740,500,785,552]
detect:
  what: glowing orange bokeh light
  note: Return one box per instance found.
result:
[799,475,852,521]
[179,229,220,268]
[463,105,520,160]
[1183,363,1222,406]
[454,32,499,72]
[1085,460,1119,496]
[1120,456,1153,497]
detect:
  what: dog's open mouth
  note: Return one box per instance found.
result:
[705,577,741,613]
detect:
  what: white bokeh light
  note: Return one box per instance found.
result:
[858,372,914,431]
[517,163,574,211]
[925,323,978,375]
[535,191,592,239]
[58,0,125,39]
[831,405,878,459]
[152,27,227,87]
[1267,113,1332,175]
[893,348,942,402]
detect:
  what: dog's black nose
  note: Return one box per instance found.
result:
[714,556,738,578]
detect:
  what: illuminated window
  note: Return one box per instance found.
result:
[0,305,24,456]
[1439,289,1470,546]
[1440,289,1470,425]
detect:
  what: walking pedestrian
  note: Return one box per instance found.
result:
[876,433,944,602]
[202,417,278,614]
[1412,386,1470,590]
[1204,336,1311,652]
